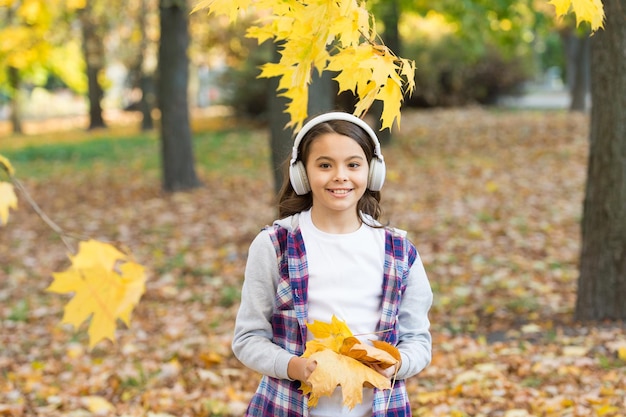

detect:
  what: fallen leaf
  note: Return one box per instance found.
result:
[562,346,588,357]
[82,396,115,414]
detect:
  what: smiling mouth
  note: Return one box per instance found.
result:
[328,189,352,195]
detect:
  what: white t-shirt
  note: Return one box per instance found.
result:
[299,209,386,417]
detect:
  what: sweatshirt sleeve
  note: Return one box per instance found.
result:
[396,248,433,380]
[231,229,295,380]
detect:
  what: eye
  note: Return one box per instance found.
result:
[348,162,361,168]
[319,163,331,169]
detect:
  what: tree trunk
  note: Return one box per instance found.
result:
[569,31,590,112]
[80,7,107,130]
[5,7,22,134]
[140,74,156,131]
[7,66,22,134]
[308,70,335,117]
[138,0,155,131]
[575,0,626,321]
[158,0,201,192]
[268,74,294,196]
[561,28,578,92]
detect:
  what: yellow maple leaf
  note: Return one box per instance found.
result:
[328,46,374,95]
[305,315,354,353]
[300,316,399,408]
[399,58,416,96]
[0,182,18,226]
[353,81,379,119]
[378,81,403,131]
[549,0,604,31]
[47,239,146,349]
[301,349,392,409]
[550,0,573,15]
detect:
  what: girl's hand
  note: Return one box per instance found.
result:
[287,356,317,382]
[372,361,400,380]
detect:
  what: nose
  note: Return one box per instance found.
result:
[334,167,348,182]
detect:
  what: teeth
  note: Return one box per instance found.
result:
[331,189,350,194]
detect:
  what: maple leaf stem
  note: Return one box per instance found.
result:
[353,328,394,338]
[385,370,398,412]
[10,176,79,253]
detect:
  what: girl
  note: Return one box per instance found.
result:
[232,112,433,417]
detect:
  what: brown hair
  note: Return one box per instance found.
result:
[277,119,383,222]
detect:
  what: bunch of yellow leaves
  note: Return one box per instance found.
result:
[193,0,415,132]
[549,0,605,31]
[300,316,400,409]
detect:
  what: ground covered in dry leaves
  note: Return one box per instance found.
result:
[1,108,624,416]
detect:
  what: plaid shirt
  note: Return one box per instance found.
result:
[244,222,419,417]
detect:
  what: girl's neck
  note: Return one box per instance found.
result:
[309,207,361,234]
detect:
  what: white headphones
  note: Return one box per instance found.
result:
[289,112,386,195]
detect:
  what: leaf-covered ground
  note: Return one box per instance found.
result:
[1,108,625,416]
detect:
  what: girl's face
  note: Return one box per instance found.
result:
[304,132,369,224]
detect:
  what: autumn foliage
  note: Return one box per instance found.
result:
[550,0,604,30]
[193,0,416,131]
[192,0,605,131]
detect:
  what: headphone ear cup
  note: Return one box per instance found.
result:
[368,157,386,191]
[289,161,311,195]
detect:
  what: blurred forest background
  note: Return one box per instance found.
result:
[1,0,625,416]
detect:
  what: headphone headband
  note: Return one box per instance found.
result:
[289,112,384,165]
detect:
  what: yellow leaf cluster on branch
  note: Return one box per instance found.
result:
[549,0,605,31]
[299,316,399,409]
[193,0,415,131]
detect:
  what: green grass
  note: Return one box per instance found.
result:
[0,128,269,180]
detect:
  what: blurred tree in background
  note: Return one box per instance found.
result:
[116,0,159,131]
[0,0,86,133]
[158,0,201,192]
[78,0,108,130]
